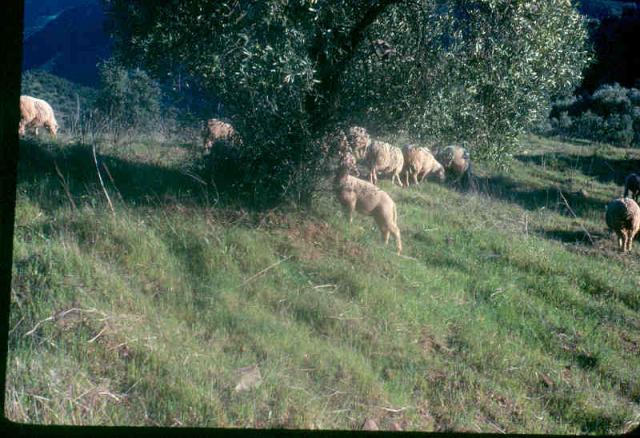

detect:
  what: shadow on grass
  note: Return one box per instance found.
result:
[477,174,609,218]
[17,139,220,213]
[515,151,640,186]
[538,229,610,246]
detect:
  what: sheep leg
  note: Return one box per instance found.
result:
[345,201,355,225]
[391,225,402,255]
[616,233,624,251]
[413,171,420,185]
[34,126,39,137]
[382,227,390,246]
[623,232,629,252]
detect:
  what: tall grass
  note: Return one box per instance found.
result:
[5,134,640,433]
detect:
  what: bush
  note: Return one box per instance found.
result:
[95,59,162,144]
[548,83,640,147]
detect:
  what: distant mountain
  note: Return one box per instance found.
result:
[22,0,111,86]
[23,0,98,38]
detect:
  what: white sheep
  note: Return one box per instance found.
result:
[202,118,241,152]
[605,197,640,253]
[364,140,404,187]
[401,144,445,187]
[19,95,58,137]
[334,152,402,254]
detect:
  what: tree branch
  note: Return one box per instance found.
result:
[306,0,400,128]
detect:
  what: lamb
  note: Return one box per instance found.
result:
[401,144,445,187]
[364,140,404,187]
[334,152,402,254]
[435,145,472,184]
[202,118,241,152]
[346,126,371,160]
[605,197,640,253]
[623,173,640,202]
[18,95,58,137]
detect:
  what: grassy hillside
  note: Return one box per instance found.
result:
[5,134,640,433]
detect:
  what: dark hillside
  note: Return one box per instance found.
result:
[23,0,96,38]
[22,2,111,85]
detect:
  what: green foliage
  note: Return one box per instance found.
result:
[105,0,590,205]
[549,83,640,147]
[95,59,162,143]
[342,0,592,161]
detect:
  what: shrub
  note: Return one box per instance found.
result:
[95,59,162,144]
[548,83,640,147]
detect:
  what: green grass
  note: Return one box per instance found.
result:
[5,134,640,433]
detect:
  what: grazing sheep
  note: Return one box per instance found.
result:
[202,118,241,152]
[19,95,58,137]
[346,126,371,160]
[364,140,404,187]
[334,152,402,254]
[436,145,472,185]
[605,197,640,253]
[401,144,445,187]
[623,173,640,202]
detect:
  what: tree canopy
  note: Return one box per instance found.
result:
[104,0,590,205]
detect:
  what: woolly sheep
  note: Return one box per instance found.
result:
[346,126,371,160]
[436,145,471,183]
[401,144,445,187]
[202,118,241,152]
[623,173,640,202]
[605,197,640,253]
[334,152,402,254]
[19,95,58,137]
[364,140,404,187]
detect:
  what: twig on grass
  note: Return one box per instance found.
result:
[377,406,409,413]
[24,308,105,336]
[53,161,77,210]
[232,255,293,290]
[24,316,55,336]
[88,326,108,343]
[557,189,596,246]
[91,143,115,216]
[101,162,124,203]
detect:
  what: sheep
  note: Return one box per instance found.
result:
[401,144,445,187]
[334,152,402,254]
[202,118,241,152]
[346,126,371,160]
[364,140,404,187]
[18,95,58,137]
[623,173,640,202]
[435,145,472,185]
[605,197,640,253]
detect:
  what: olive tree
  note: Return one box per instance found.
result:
[104,0,590,206]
